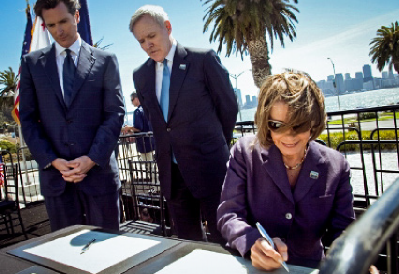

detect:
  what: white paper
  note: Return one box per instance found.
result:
[24,229,161,274]
[155,249,319,274]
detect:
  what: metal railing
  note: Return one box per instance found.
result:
[1,105,398,212]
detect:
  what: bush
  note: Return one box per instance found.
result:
[358,112,378,120]
[0,139,17,153]
[319,129,399,151]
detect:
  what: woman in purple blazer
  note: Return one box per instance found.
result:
[217,72,355,270]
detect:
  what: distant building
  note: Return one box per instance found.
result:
[245,95,251,105]
[327,75,334,81]
[352,78,363,91]
[355,72,363,80]
[389,68,395,79]
[345,73,351,80]
[363,64,373,82]
[382,71,388,79]
[252,96,258,106]
[335,73,344,93]
[234,88,243,107]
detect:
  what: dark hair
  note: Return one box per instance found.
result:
[255,71,326,147]
[131,92,139,100]
[34,0,81,18]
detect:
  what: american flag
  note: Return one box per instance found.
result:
[78,0,93,46]
[12,5,51,125]
[11,4,32,125]
[0,163,4,188]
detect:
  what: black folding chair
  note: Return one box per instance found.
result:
[0,164,27,239]
[120,159,170,236]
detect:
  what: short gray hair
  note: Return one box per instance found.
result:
[129,5,169,33]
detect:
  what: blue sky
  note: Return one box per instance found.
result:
[1,0,398,112]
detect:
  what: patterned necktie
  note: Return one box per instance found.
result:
[160,59,170,122]
[63,49,75,106]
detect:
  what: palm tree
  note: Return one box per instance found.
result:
[369,21,399,74]
[0,67,17,121]
[202,0,298,88]
[0,67,17,97]
[93,37,113,51]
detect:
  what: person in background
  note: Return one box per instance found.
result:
[19,0,125,231]
[217,71,355,270]
[122,92,155,161]
[129,5,238,243]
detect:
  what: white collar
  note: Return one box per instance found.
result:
[163,38,177,63]
[55,34,82,56]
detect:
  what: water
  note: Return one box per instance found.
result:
[238,87,399,122]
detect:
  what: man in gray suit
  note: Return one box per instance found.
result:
[20,0,125,231]
[130,5,238,242]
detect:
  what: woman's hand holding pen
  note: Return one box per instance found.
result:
[251,237,288,271]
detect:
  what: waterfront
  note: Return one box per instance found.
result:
[238,87,399,122]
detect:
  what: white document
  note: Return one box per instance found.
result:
[24,229,161,274]
[155,249,319,274]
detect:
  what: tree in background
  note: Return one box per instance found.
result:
[369,21,399,74]
[0,67,17,122]
[0,67,17,97]
[202,0,298,88]
[93,37,113,51]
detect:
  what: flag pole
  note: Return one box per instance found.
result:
[19,1,32,187]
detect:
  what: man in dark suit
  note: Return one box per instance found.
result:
[129,5,238,242]
[20,0,125,231]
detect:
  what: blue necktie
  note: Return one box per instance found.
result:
[63,49,75,107]
[160,59,170,122]
[160,59,177,163]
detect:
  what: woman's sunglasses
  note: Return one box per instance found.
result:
[267,120,311,133]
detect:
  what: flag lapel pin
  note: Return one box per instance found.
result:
[310,171,319,179]
[179,64,186,70]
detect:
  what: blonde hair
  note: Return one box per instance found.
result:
[129,5,169,32]
[254,71,326,147]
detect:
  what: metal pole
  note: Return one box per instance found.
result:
[17,125,31,186]
[327,58,341,110]
[230,70,250,122]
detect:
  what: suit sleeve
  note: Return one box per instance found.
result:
[87,53,125,167]
[204,50,238,145]
[20,55,58,169]
[217,140,260,257]
[324,156,356,244]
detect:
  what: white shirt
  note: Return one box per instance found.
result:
[155,39,177,103]
[55,35,81,97]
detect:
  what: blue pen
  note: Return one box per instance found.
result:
[80,238,96,254]
[256,222,289,272]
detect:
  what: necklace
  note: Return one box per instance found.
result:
[283,148,308,170]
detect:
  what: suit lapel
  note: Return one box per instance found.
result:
[168,44,189,122]
[293,142,325,202]
[71,41,95,105]
[40,44,66,110]
[261,145,295,204]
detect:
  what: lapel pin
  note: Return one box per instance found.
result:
[179,64,186,70]
[310,171,319,179]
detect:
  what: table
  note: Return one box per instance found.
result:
[1,225,317,274]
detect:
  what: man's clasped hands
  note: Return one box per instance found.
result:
[51,156,96,183]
